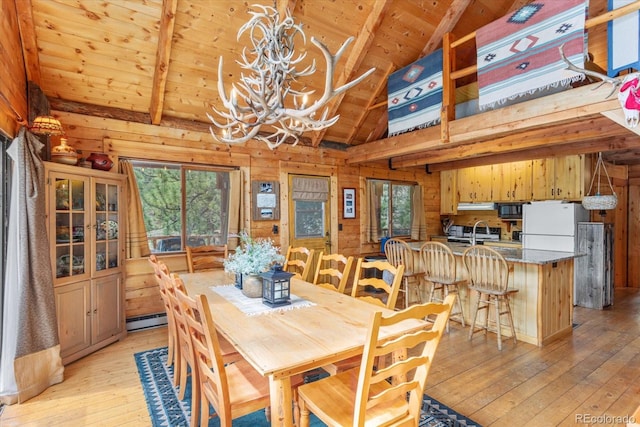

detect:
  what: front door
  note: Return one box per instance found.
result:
[288,175,331,258]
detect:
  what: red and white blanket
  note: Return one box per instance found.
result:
[476,0,587,110]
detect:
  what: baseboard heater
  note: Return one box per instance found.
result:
[126,313,168,332]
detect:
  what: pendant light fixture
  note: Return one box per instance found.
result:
[29,115,64,136]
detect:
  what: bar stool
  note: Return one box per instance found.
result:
[384,238,423,308]
[420,241,466,332]
[462,245,518,350]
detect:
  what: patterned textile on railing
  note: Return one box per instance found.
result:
[476,0,587,111]
[387,49,442,136]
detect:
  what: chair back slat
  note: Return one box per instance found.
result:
[284,246,315,282]
[462,245,509,292]
[186,244,228,273]
[353,295,455,426]
[384,238,415,274]
[351,259,404,309]
[420,241,457,284]
[312,252,354,293]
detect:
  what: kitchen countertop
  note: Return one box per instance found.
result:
[408,241,582,265]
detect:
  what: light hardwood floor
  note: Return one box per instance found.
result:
[1,288,639,426]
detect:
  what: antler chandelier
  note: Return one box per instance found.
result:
[207,4,375,149]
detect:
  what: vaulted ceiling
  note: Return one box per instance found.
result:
[14,0,640,166]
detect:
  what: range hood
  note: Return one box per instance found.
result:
[456,202,496,211]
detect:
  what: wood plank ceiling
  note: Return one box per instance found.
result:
[14,0,640,167]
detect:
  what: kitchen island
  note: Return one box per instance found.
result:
[408,241,581,347]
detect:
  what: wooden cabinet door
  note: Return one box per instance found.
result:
[475,165,492,201]
[491,163,511,202]
[458,165,492,202]
[555,155,586,201]
[457,167,475,202]
[511,161,532,201]
[532,158,555,200]
[440,170,457,214]
[92,274,123,344]
[55,281,91,359]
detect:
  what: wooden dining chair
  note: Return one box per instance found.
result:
[463,245,518,350]
[186,244,228,273]
[297,294,455,427]
[160,267,239,405]
[312,252,354,294]
[175,284,242,427]
[421,241,467,332]
[350,258,404,310]
[148,255,177,370]
[178,292,269,426]
[284,246,315,282]
[384,238,424,308]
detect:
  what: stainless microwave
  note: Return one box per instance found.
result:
[497,203,523,220]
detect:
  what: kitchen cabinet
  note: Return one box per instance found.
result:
[45,162,126,364]
[532,155,590,201]
[457,165,492,202]
[492,161,532,202]
[440,170,457,214]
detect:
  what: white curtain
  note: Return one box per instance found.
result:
[0,128,63,404]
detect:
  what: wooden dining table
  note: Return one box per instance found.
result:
[180,269,427,427]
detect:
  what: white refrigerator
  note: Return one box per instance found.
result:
[522,201,589,252]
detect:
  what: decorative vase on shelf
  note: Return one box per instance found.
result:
[51,138,78,165]
[241,274,263,298]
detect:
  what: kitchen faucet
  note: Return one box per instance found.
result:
[471,220,490,246]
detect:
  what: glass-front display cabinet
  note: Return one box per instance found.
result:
[49,170,123,282]
[45,161,126,365]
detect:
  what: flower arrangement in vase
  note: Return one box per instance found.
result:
[224,231,285,297]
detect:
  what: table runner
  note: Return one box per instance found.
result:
[476,0,587,110]
[210,284,315,316]
[387,49,443,136]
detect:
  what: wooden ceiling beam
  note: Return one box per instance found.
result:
[420,0,472,57]
[346,62,395,142]
[391,117,628,168]
[310,0,393,147]
[348,82,624,164]
[425,135,640,171]
[149,0,178,125]
[14,0,40,84]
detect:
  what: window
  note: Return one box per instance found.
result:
[132,161,231,253]
[294,200,325,238]
[369,179,413,239]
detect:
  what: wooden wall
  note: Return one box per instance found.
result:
[54,110,442,318]
[0,0,26,138]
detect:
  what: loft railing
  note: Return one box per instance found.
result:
[439,0,640,143]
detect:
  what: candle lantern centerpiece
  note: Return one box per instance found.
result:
[260,264,293,307]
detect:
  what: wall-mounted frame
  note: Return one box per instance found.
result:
[343,188,356,219]
[252,180,280,221]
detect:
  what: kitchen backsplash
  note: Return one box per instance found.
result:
[441,210,521,241]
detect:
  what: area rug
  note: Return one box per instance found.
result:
[135,347,481,426]
[476,0,587,110]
